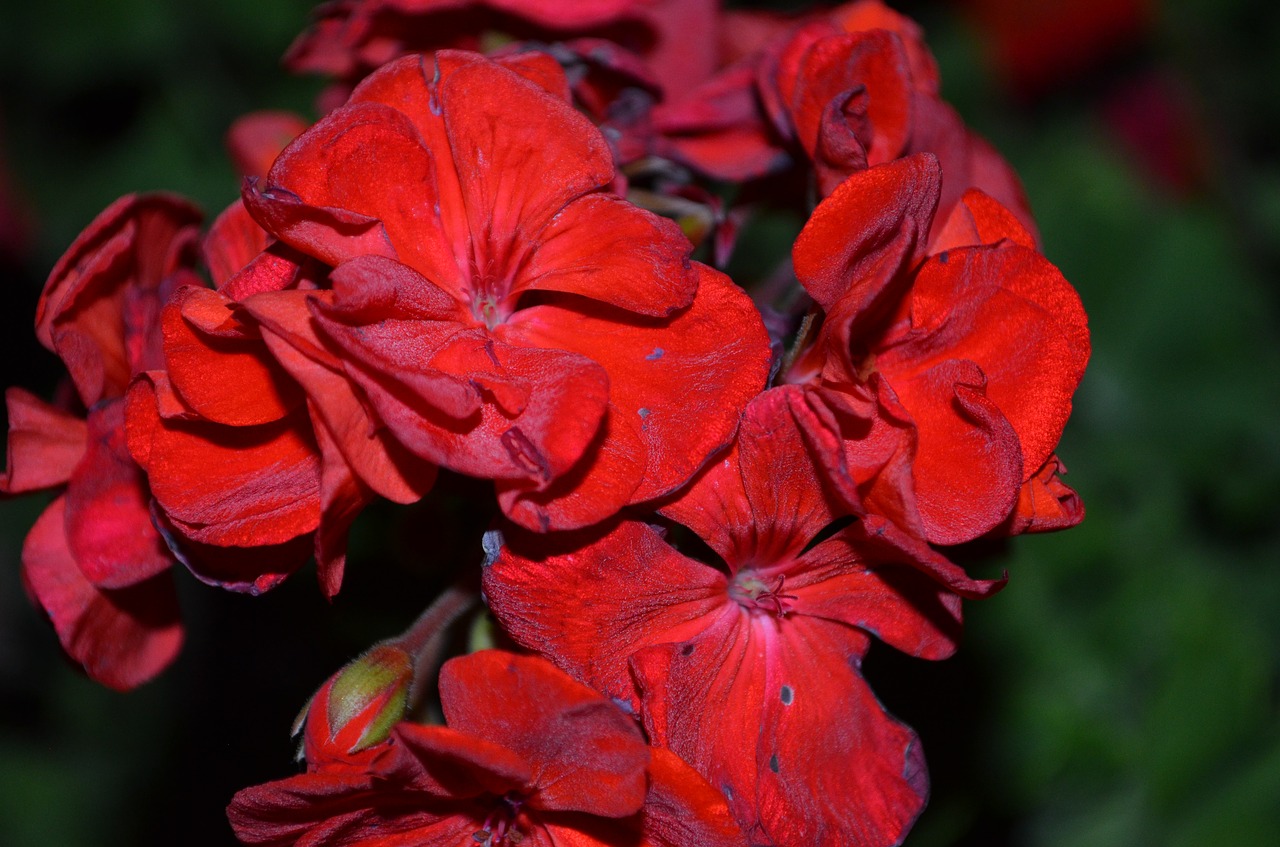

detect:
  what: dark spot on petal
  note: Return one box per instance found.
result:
[638,407,651,419]
[780,685,794,705]
[645,347,664,360]
[680,644,695,656]
[938,250,949,264]
[768,753,780,773]
[722,784,733,801]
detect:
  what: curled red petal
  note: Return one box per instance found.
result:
[793,154,940,316]
[22,496,182,691]
[0,387,87,493]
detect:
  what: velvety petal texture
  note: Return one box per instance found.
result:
[242,51,769,531]
[228,650,743,847]
[486,391,959,847]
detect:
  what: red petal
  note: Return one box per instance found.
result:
[437,54,614,292]
[930,188,1036,255]
[660,387,842,567]
[793,154,940,315]
[483,521,727,706]
[0,388,86,493]
[125,375,321,547]
[249,289,437,505]
[790,534,961,659]
[517,193,696,316]
[226,110,310,180]
[162,285,302,426]
[203,199,270,288]
[389,723,533,800]
[503,264,771,506]
[884,359,1023,544]
[65,400,171,588]
[22,496,182,690]
[881,243,1089,478]
[439,651,649,817]
[634,613,928,847]
[641,748,748,847]
[311,412,375,599]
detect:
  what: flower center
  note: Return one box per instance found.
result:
[472,294,506,331]
[728,571,797,618]
[473,791,527,846]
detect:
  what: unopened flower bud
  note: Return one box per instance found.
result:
[295,643,414,767]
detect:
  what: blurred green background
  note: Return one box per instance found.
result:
[0,1,1277,845]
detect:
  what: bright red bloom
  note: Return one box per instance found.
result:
[485,390,975,847]
[241,51,769,531]
[229,650,745,847]
[125,199,429,597]
[789,155,1090,544]
[1,194,201,688]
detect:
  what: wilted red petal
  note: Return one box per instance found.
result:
[389,723,533,801]
[22,496,182,691]
[0,387,86,493]
[439,651,649,817]
[997,454,1085,535]
[64,400,171,588]
[37,194,202,405]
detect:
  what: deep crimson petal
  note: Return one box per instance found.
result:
[517,193,696,316]
[125,375,321,547]
[22,496,182,691]
[65,400,171,588]
[792,154,940,315]
[155,507,310,596]
[883,359,1023,544]
[162,285,302,426]
[880,244,1089,477]
[503,264,771,505]
[37,193,202,405]
[438,651,649,817]
[483,521,728,705]
[0,387,87,493]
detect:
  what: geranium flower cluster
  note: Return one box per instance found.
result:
[2,2,1088,845]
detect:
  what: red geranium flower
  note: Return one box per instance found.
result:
[1,194,200,689]
[485,390,975,847]
[241,50,769,531]
[228,650,745,847]
[788,154,1090,544]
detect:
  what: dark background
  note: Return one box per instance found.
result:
[1,1,1278,844]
